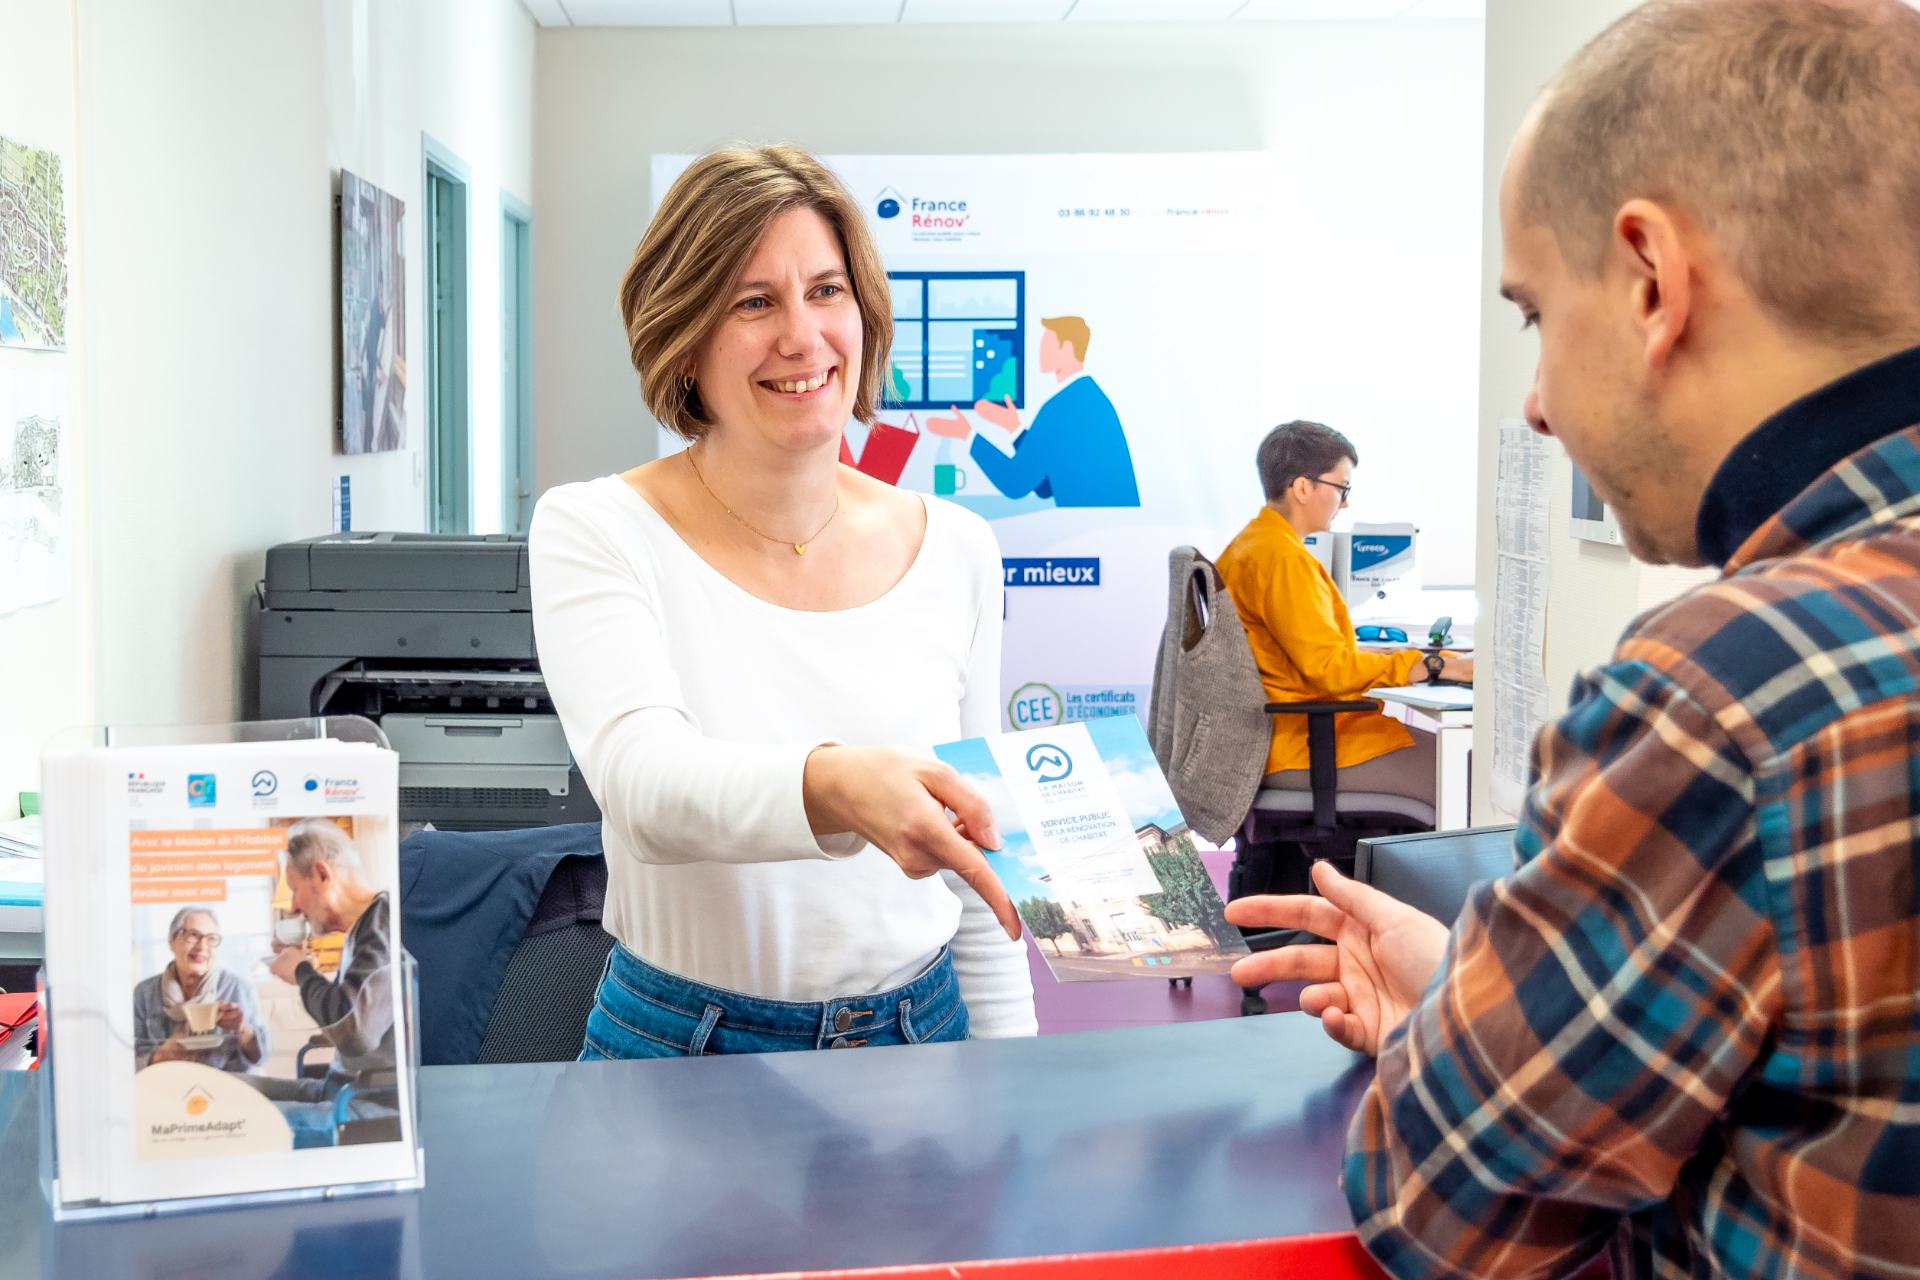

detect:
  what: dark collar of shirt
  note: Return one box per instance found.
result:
[1695,343,1920,566]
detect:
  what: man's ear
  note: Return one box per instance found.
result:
[1613,198,1693,372]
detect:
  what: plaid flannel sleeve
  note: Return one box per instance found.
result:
[1345,654,1782,1280]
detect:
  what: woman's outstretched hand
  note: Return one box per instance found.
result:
[803,745,1022,941]
[1224,860,1450,1056]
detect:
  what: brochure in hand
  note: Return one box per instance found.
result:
[40,739,417,1209]
[934,715,1249,982]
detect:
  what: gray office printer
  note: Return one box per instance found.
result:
[258,532,601,831]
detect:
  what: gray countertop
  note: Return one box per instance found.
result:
[0,1013,1372,1280]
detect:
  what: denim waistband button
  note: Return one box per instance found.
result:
[833,1008,853,1033]
[829,1036,850,1049]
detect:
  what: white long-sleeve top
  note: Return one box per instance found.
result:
[528,475,1037,1038]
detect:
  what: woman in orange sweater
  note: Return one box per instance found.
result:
[1215,421,1471,889]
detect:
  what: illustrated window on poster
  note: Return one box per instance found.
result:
[886,271,1024,412]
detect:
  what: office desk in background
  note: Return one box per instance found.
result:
[0,1016,1376,1280]
[1370,684,1473,832]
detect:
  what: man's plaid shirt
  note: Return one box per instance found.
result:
[1349,424,1920,1280]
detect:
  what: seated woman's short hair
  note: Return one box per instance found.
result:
[1257,420,1358,500]
[621,144,895,441]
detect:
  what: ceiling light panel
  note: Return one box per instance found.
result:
[734,0,906,23]
[1232,0,1407,17]
[902,0,1072,20]
[1067,0,1246,17]
[560,0,735,23]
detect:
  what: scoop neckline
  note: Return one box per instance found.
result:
[600,473,940,621]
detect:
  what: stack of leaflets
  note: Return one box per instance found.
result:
[40,739,417,1208]
[934,715,1250,983]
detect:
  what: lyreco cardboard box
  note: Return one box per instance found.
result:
[1346,523,1418,608]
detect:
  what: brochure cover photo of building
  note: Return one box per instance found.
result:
[934,716,1248,982]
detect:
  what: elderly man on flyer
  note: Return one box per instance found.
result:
[1228,3,1920,1279]
[254,819,399,1146]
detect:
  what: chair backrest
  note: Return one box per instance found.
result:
[1148,546,1270,845]
[1353,824,1518,924]
[476,922,615,1064]
[475,853,614,1064]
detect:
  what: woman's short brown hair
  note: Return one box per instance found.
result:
[620,145,894,442]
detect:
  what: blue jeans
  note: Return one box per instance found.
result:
[579,943,968,1060]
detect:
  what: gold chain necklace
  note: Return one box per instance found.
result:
[686,447,839,555]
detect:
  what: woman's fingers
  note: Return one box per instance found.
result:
[940,838,1022,940]
[922,764,1001,851]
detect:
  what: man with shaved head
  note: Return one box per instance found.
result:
[1227,2,1920,1277]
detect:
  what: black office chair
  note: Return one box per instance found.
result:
[1353,824,1518,926]
[1227,700,1437,1016]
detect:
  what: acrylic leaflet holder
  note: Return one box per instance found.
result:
[37,717,424,1221]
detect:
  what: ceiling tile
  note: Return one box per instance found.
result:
[902,0,1072,20]
[1067,0,1244,17]
[1395,0,1483,16]
[559,0,735,23]
[1231,0,1407,17]
[734,0,905,23]
[520,0,574,25]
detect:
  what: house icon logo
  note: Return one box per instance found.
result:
[183,1086,214,1117]
[875,187,903,219]
[1025,743,1073,784]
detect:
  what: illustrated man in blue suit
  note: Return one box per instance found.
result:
[927,315,1140,507]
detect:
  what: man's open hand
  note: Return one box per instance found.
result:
[1225,860,1451,1055]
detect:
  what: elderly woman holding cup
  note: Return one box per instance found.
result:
[133,906,271,1072]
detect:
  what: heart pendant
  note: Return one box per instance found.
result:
[794,544,806,555]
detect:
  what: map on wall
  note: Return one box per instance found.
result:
[340,170,407,454]
[0,370,68,615]
[0,134,67,350]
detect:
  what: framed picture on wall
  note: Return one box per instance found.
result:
[339,170,406,454]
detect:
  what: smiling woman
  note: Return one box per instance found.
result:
[528,145,1037,1060]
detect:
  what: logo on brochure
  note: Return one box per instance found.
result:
[251,770,277,797]
[874,186,902,219]
[303,775,319,793]
[321,776,362,804]
[186,774,217,807]
[1024,743,1073,784]
[127,772,165,796]
[183,1085,213,1117]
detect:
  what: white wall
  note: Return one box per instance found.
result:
[76,0,534,734]
[0,0,91,819]
[532,19,1487,585]
[1468,0,1717,823]
[0,0,534,809]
